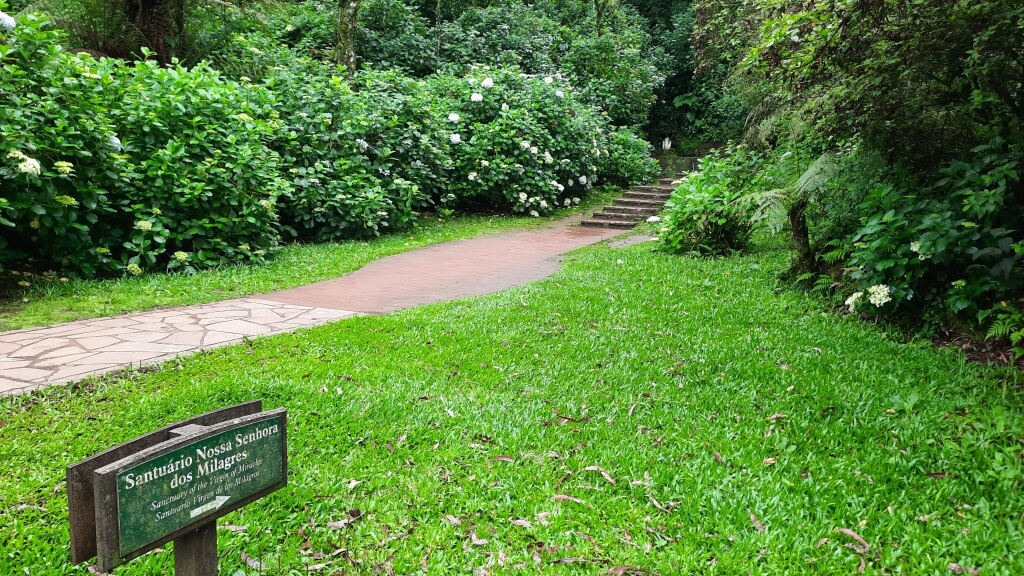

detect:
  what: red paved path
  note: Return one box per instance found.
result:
[263,223,620,312]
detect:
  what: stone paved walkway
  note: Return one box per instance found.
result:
[0,222,621,395]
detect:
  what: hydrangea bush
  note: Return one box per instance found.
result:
[1,5,659,278]
[0,11,286,275]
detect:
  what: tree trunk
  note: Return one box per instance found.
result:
[789,198,815,271]
[334,0,360,75]
[125,0,185,64]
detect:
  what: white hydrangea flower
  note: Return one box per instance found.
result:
[501,103,509,111]
[54,161,74,174]
[109,135,123,152]
[529,147,538,154]
[468,172,477,181]
[646,216,661,223]
[481,78,494,89]
[578,175,587,185]
[468,78,477,85]
[867,284,892,307]
[136,220,153,231]
[519,192,528,201]
[18,156,41,176]
[544,152,553,164]
[520,141,531,149]
[539,200,548,209]
[480,160,489,167]
[555,90,564,98]
[448,113,460,123]
[0,11,15,31]
[845,291,863,313]
[572,197,580,204]
[564,198,571,207]
[471,93,483,102]
[530,210,539,217]
[909,241,921,253]
[450,133,461,144]
[543,76,553,84]
[356,138,369,151]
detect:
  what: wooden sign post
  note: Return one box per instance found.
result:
[68,401,288,575]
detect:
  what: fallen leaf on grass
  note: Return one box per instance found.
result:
[713,451,724,464]
[947,563,979,575]
[306,563,330,571]
[511,518,533,529]
[767,413,787,421]
[836,528,870,554]
[603,566,654,576]
[763,457,777,466]
[816,537,829,548]
[15,504,46,512]
[469,532,489,546]
[648,496,670,514]
[552,494,585,504]
[549,557,588,565]
[242,551,265,570]
[219,524,248,532]
[584,465,616,485]
[491,455,515,463]
[927,472,956,479]
[443,515,462,526]
[750,513,765,533]
[535,512,552,526]
[347,479,362,490]
[327,509,363,529]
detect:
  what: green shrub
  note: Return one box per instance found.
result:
[562,32,663,127]
[108,58,289,270]
[0,10,288,276]
[658,145,771,255]
[436,5,564,74]
[597,126,659,186]
[844,140,1022,318]
[359,0,437,76]
[418,67,609,215]
[264,61,427,241]
[0,13,129,275]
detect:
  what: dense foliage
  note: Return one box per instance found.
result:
[0,2,658,277]
[658,0,1023,354]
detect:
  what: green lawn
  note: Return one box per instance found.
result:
[1,242,1022,574]
[0,191,617,331]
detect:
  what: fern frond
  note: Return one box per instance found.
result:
[793,153,838,198]
[750,188,789,234]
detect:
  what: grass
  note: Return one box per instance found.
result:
[0,190,616,331]
[2,242,1023,574]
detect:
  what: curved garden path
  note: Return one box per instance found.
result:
[0,220,623,395]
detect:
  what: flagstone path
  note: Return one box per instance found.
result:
[0,222,623,395]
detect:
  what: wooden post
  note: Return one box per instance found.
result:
[174,522,218,576]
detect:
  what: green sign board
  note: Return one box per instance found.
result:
[92,409,287,571]
[115,415,284,554]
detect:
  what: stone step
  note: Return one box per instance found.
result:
[621,190,671,202]
[614,197,667,208]
[633,185,675,194]
[602,205,659,216]
[580,218,638,230]
[589,211,645,223]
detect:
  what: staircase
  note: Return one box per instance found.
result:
[580,176,679,230]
